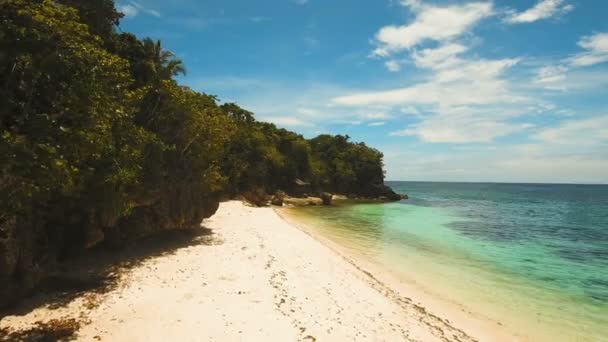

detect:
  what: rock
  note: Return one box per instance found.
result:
[271,191,286,206]
[283,196,323,206]
[0,188,224,309]
[308,197,323,206]
[372,184,405,201]
[283,196,307,206]
[320,192,332,205]
[242,187,270,207]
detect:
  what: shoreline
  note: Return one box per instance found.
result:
[276,207,519,342]
[2,201,504,341]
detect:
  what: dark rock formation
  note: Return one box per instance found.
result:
[242,187,270,207]
[320,192,333,205]
[283,196,323,206]
[369,184,407,201]
[270,191,286,206]
[0,193,221,310]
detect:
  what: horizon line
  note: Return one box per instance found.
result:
[385,180,608,186]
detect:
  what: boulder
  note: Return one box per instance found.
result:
[371,184,407,201]
[283,196,323,206]
[308,197,323,206]
[271,191,286,206]
[320,192,333,205]
[242,187,270,207]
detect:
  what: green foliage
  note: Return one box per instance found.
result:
[218,105,388,197]
[0,0,393,270]
[0,0,144,220]
[56,0,123,40]
[309,135,386,195]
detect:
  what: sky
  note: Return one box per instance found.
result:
[117,0,608,184]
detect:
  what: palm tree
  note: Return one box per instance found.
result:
[137,39,186,127]
[139,38,185,86]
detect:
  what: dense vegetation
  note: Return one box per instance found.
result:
[0,0,399,307]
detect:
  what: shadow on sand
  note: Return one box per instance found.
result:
[0,226,220,341]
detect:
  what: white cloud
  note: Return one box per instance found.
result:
[383,142,608,183]
[497,156,608,184]
[476,116,608,183]
[335,32,528,144]
[412,43,468,69]
[568,32,608,66]
[400,106,422,115]
[332,119,362,125]
[364,112,392,120]
[505,0,573,24]
[332,56,523,108]
[533,65,568,90]
[118,1,161,18]
[385,60,402,72]
[369,122,386,126]
[433,57,520,83]
[262,116,314,127]
[118,4,138,18]
[372,1,493,56]
[383,117,608,182]
[390,115,532,143]
[534,115,608,145]
[331,0,566,146]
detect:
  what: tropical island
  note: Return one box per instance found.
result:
[3,1,606,342]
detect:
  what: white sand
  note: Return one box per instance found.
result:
[1,201,511,341]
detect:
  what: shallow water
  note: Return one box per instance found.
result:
[285,182,608,341]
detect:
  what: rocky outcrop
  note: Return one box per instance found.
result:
[283,196,323,206]
[0,192,222,309]
[367,184,407,202]
[320,192,333,205]
[270,191,286,206]
[242,187,271,207]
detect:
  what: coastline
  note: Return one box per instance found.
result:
[3,201,501,341]
[276,207,519,342]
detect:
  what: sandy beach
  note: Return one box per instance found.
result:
[1,201,504,341]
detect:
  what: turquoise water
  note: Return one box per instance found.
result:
[285,182,608,341]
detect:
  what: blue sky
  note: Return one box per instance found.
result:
[117,0,608,184]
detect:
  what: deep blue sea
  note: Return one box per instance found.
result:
[286,181,608,341]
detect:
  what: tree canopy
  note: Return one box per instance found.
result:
[0,0,398,307]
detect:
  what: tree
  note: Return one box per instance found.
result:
[0,0,145,219]
[57,0,123,40]
[138,38,186,86]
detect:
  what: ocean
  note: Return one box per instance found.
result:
[283,182,608,341]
